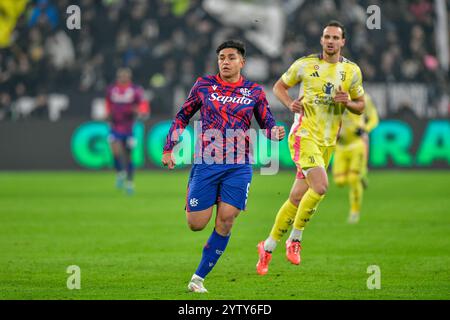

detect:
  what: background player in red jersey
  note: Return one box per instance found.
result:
[162,40,285,293]
[105,68,149,195]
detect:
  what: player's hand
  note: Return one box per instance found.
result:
[334,86,350,106]
[289,96,304,113]
[271,126,286,141]
[162,152,175,169]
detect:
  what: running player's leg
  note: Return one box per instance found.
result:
[262,134,308,252]
[263,177,308,252]
[287,142,333,264]
[110,136,126,189]
[348,144,365,223]
[333,146,349,187]
[186,206,215,293]
[289,140,328,239]
[361,135,370,189]
[286,166,327,259]
[186,164,222,292]
[192,164,250,283]
[257,135,308,274]
[186,207,214,231]
[124,136,135,194]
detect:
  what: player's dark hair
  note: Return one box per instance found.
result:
[324,20,346,39]
[216,40,246,57]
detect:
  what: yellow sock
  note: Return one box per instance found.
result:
[269,199,298,241]
[293,189,325,230]
[349,172,363,213]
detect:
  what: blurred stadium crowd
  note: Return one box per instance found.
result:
[0,0,448,120]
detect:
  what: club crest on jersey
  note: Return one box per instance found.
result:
[340,71,346,81]
[322,82,335,95]
[239,88,251,97]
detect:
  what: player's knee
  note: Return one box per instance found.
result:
[187,222,206,232]
[313,183,328,195]
[187,218,208,231]
[215,217,234,235]
[289,192,302,207]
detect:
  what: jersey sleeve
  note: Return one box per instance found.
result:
[253,88,276,138]
[163,79,202,153]
[105,86,112,115]
[134,86,144,105]
[364,94,379,133]
[349,66,365,99]
[281,58,305,87]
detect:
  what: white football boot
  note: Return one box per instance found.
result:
[187,274,208,293]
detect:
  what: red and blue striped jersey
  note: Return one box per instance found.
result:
[163,74,276,164]
[105,83,143,135]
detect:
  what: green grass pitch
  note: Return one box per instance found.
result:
[0,170,449,300]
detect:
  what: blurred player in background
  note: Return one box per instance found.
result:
[256,21,365,275]
[162,40,285,293]
[333,93,379,223]
[106,68,149,195]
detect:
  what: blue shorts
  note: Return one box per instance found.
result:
[186,164,252,212]
[108,130,136,148]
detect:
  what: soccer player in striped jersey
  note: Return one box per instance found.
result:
[162,40,285,292]
[256,21,365,275]
[333,93,379,223]
[106,68,148,195]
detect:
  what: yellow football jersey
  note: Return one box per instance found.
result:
[338,93,379,146]
[282,53,365,146]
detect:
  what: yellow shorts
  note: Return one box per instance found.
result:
[288,134,335,179]
[332,140,366,178]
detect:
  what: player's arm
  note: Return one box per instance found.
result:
[335,66,365,115]
[273,79,303,113]
[162,80,202,169]
[254,89,285,141]
[134,87,150,121]
[334,89,365,115]
[136,100,150,121]
[273,58,305,113]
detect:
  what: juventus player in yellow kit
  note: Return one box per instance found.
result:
[257,21,365,275]
[333,93,379,224]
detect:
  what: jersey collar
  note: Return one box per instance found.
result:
[215,74,244,87]
[318,53,344,62]
[116,82,132,89]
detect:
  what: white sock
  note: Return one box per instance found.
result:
[289,229,303,242]
[192,274,204,282]
[263,236,277,252]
